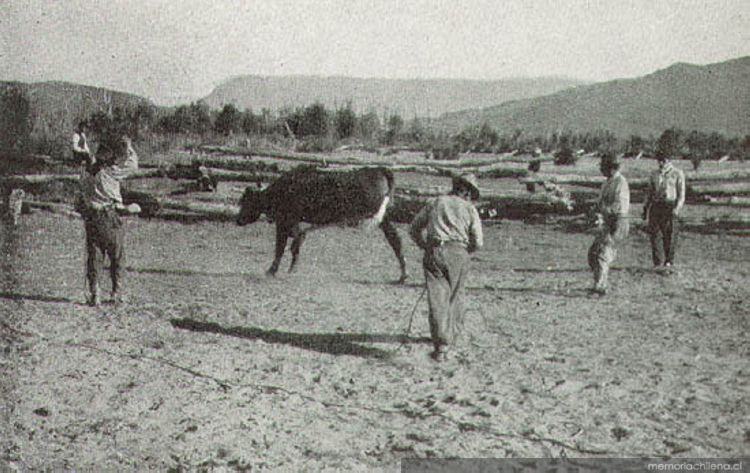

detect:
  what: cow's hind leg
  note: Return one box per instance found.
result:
[288,225,306,273]
[109,224,125,302]
[380,219,407,283]
[268,225,289,276]
[85,225,100,306]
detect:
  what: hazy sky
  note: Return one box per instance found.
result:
[1,0,748,104]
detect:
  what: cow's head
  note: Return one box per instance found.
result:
[237,186,264,226]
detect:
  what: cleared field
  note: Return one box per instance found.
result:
[1,203,748,470]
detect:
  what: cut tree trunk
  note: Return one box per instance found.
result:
[159,198,239,222]
[198,144,534,172]
[688,182,750,196]
[387,193,575,224]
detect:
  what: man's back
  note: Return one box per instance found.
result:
[414,195,483,251]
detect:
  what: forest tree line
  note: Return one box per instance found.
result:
[2,83,748,164]
[87,100,750,164]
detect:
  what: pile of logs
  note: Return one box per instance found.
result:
[2,150,747,233]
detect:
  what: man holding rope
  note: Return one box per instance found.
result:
[409,173,483,362]
[587,153,630,295]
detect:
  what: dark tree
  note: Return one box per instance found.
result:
[383,113,404,145]
[0,85,31,151]
[301,103,329,137]
[357,110,381,141]
[335,102,357,139]
[214,104,242,135]
[655,128,682,159]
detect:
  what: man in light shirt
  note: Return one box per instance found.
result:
[80,136,139,212]
[72,121,92,169]
[588,153,630,295]
[409,173,483,362]
[643,153,685,270]
[79,135,140,305]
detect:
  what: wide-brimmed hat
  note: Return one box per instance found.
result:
[600,152,622,169]
[452,173,480,200]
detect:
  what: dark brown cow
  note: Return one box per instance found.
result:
[237,166,407,282]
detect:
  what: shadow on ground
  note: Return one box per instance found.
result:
[170,317,431,359]
[0,292,75,304]
[126,266,261,280]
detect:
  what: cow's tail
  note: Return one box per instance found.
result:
[383,167,396,202]
[366,168,395,229]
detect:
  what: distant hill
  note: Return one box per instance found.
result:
[0,80,153,155]
[436,57,750,138]
[202,75,584,117]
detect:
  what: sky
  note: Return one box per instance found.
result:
[1,0,748,105]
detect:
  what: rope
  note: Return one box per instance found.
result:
[390,285,427,353]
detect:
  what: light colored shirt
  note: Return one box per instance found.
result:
[410,194,483,252]
[80,144,138,209]
[646,162,685,212]
[598,171,630,216]
[72,131,90,155]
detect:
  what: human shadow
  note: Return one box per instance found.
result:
[0,291,75,304]
[170,317,431,359]
[352,279,524,295]
[513,266,651,275]
[514,267,588,274]
[350,279,423,289]
[489,286,592,298]
[126,266,259,280]
[155,212,235,224]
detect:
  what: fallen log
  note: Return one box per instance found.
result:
[387,192,575,224]
[688,182,750,196]
[522,168,750,189]
[697,196,750,207]
[684,169,750,181]
[153,165,278,184]
[122,190,162,218]
[143,158,281,174]
[25,201,81,219]
[520,174,649,189]
[0,174,79,185]
[198,144,536,171]
[682,215,750,235]
[159,198,239,221]
[0,169,163,185]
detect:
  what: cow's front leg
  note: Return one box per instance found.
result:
[268,225,289,276]
[288,224,306,273]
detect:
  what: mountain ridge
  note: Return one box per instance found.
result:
[202,75,586,117]
[436,56,750,137]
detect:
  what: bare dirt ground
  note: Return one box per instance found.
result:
[1,199,748,471]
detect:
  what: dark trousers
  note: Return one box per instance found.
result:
[73,151,90,165]
[83,206,124,300]
[423,243,470,352]
[648,202,679,266]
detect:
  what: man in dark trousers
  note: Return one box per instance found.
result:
[79,136,140,305]
[409,173,483,362]
[643,153,685,271]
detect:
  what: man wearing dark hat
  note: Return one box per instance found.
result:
[587,153,630,295]
[409,173,483,361]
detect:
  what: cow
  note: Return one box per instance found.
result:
[237,166,407,283]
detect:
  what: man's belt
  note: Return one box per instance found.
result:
[428,239,468,249]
